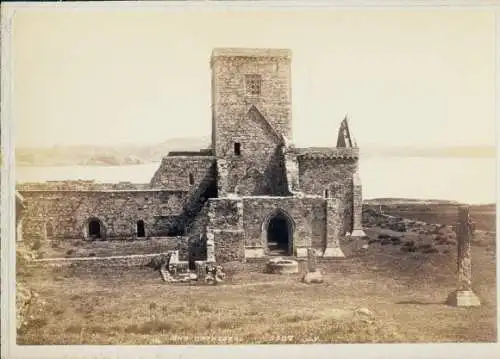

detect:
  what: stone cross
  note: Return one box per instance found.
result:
[446,206,480,307]
[457,206,473,291]
[307,248,317,272]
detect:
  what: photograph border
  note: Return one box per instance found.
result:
[1,1,499,358]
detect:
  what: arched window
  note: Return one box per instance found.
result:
[324,189,329,198]
[188,173,194,185]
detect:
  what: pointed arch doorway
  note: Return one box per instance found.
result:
[262,209,294,256]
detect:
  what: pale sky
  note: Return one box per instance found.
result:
[10,8,496,149]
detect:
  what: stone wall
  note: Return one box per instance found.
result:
[150,156,215,191]
[211,49,292,196]
[59,236,189,259]
[31,252,174,270]
[298,156,357,234]
[211,50,293,150]
[241,196,327,255]
[207,198,243,230]
[211,229,245,263]
[216,108,284,196]
[204,198,245,262]
[19,190,189,241]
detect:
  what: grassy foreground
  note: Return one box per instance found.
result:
[17,237,496,345]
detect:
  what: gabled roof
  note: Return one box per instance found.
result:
[245,105,283,143]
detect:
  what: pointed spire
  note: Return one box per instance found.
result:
[336,114,354,148]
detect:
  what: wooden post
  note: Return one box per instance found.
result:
[446,206,480,307]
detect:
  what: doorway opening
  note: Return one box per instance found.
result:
[266,210,293,256]
[88,219,102,240]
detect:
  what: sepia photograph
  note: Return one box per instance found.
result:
[1,1,498,357]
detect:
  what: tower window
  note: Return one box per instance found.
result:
[137,220,145,238]
[324,189,329,198]
[245,74,262,96]
[234,142,241,156]
[188,173,194,185]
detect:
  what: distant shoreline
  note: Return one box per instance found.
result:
[16,155,496,167]
[12,136,496,167]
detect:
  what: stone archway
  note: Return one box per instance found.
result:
[262,209,295,256]
[84,217,106,241]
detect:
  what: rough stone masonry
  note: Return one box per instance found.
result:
[17,48,366,263]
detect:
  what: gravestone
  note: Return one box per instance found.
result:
[446,206,481,307]
[303,248,323,284]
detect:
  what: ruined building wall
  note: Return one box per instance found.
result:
[205,198,245,263]
[19,190,188,241]
[298,156,358,234]
[241,196,326,254]
[150,156,216,190]
[211,49,292,196]
[219,111,284,196]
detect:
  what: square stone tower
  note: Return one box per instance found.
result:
[210,48,293,196]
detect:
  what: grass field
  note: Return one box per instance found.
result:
[17,228,496,345]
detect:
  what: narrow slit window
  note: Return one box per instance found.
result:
[324,189,329,198]
[234,142,241,156]
[137,220,145,238]
[188,173,194,185]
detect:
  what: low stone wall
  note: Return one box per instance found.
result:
[31,252,173,269]
[57,236,189,259]
[362,206,458,244]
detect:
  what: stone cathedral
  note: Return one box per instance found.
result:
[17,48,366,262]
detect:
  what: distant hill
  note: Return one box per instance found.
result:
[16,136,211,167]
[15,138,495,167]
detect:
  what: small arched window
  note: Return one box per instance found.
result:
[188,173,194,185]
[324,189,329,198]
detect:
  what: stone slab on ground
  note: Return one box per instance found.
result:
[302,270,323,284]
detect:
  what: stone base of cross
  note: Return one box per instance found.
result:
[446,290,481,307]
